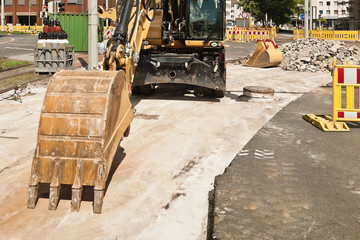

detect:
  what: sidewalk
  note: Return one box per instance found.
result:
[74,53,104,69]
[211,86,360,239]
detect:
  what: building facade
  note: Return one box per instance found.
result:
[226,0,247,26]
[0,0,116,26]
[349,0,360,29]
[309,0,350,29]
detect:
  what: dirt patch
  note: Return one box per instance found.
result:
[163,192,187,210]
[173,158,200,179]
[134,113,160,120]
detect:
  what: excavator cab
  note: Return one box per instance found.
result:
[188,0,221,39]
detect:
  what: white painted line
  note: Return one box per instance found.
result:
[0,38,15,45]
[3,47,34,51]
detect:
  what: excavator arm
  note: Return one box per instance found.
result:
[27,0,156,213]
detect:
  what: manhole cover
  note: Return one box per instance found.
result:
[240,86,275,102]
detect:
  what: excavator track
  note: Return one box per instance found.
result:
[27,70,133,213]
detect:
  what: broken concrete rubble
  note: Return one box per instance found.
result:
[279,38,360,72]
[234,38,360,73]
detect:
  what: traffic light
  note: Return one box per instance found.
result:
[58,2,65,12]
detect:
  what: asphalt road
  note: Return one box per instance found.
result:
[212,86,360,239]
[0,34,38,61]
[225,32,293,60]
[0,32,294,62]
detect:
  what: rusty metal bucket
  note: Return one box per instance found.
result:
[245,39,283,68]
[27,70,133,213]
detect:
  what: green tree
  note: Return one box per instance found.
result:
[237,0,303,25]
[317,17,327,26]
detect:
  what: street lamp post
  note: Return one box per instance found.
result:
[309,0,312,30]
[54,0,57,20]
[106,0,109,28]
[1,0,4,31]
[29,3,31,30]
[304,0,309,38]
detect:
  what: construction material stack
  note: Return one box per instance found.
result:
[34,18,73,74]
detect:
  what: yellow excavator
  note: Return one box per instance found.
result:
[27,0,226,213]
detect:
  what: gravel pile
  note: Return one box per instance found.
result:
[279,38,360,72]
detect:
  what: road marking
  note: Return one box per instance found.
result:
[0,38,15,45]
[3,47,34,51]
[11,43,36,47]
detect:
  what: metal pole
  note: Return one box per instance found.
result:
[106,0,109,28]
[304,0,309,38]
[54,0,57,20]
[42,0,45,26]
[29,3,31,30]
[88,0,98,70]
[309,0,313,30]
[265,13,268,27]
[1,0,4,31]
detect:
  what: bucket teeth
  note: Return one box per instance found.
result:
[93,189,104,214]
[27,185,39,209]
[71,187,83,212]
[49,160,61,210]
[49,186,61,210]
[71,160,83,211]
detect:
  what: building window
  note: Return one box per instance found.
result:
[319,10,323,14]
[326,10,330,14]
[334,10,338,14]
[5,0,13,5]
[334,1,338,6]
[30,0,36,5]
[319,1,323,6]
[231,10,234,13]
[18,0,24,5]
[231,15,234,18]
[342,10,346,14]
[326,1,330,6]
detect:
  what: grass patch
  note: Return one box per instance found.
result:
[0,73,39,90]
[0,59,29,70]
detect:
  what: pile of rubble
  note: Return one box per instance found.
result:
[231,38,360,73]
[279,38,360,72]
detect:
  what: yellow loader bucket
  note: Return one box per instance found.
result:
[27,70,133,213]
[245,39,283,68]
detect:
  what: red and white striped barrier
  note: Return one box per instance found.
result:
[337,68,360,84]
[106,26,111,40]
[333,62,360,122]
[34,23,37,33]
[226,27,271,42]
[6,24,9,33]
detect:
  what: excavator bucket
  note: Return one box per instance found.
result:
[27,70,133,213]
[245,39,283,68]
